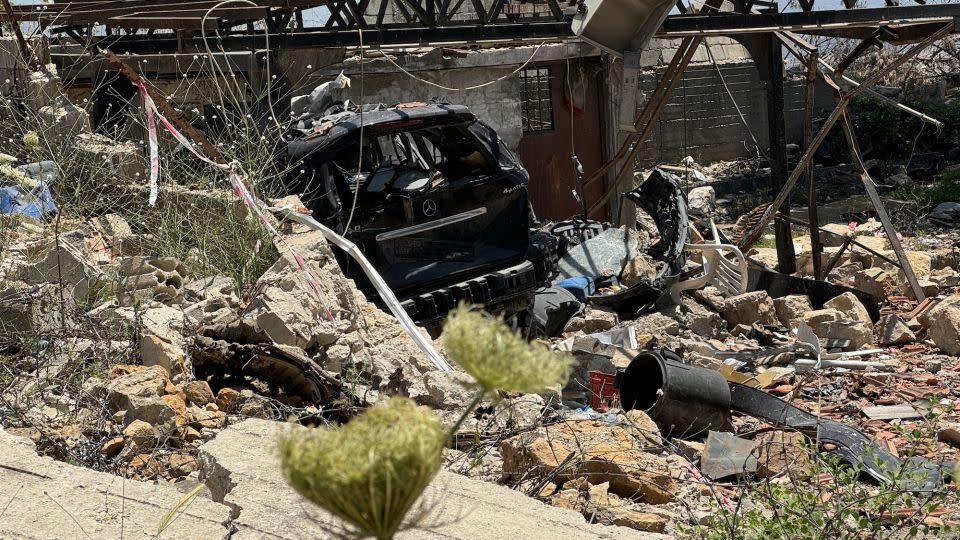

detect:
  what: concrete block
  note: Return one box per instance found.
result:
[0,427,231,539]
[199,419,669,540]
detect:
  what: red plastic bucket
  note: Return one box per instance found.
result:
[588,370,620,412]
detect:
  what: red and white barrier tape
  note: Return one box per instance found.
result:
[136,79,333,321]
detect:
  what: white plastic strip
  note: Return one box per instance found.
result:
[136,81,161,205]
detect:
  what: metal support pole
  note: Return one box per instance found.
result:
[585,36,703,217]
[803,49,823,279]
[1,0,33,68]
[766,35,795,274]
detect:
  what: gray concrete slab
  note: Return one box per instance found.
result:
[199,419,669,540]
[0,429,231,540]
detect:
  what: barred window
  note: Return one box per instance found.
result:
[520,67,554,132]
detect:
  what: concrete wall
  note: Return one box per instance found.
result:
[628,37,835,167]
[312,43,595,151]
[633,62,768,166]
[336,66,524,149]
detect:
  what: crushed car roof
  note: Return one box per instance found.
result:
[289,103,475,156]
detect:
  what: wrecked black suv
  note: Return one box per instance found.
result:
[286,103,549,329]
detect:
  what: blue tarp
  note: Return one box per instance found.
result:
[0,181,57,219]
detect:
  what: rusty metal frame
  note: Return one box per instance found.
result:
[736,22,953,253]
[583,35,704,218]
[737,23,953,299]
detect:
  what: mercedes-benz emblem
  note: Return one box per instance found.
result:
[422,199,438,217]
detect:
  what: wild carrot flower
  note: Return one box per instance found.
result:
[278,397,445,540]
[442,304,572,396]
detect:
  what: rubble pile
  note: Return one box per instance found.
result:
[3,57,960,540]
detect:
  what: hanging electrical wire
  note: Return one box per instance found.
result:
[702,39,766,159]
[376,41,548,92]
[343,25,366,234]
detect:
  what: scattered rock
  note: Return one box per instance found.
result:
[140,334,188,380]
[929,267,960,289]
[75,133,143,180]
[687,186,716,216]
[568,482,671,533]
[421,370,476,411]
[191,405,227,429]
[825,319,873,351]
[755,430,809,479]
[801,308,844,337]
[937,422,960,448]
[773,295,812,328]
[38,100,91,145]
[107,365,169,410]
[21,242,103,301]
[677,296,724,339]
[238,396,274,419]
[673,440,705,463]
[168,453,199,477]
[617,409,662,446]
[127,453,163,478]
[876,314,915,346]
[501,417,676,503]
[926,297,960,356]
[123,395,178,436]
[820,223,853,247]
[216,387,241,412]
[123,419,157,450]
[823,292,871,324]
[161,393,190,427]
[100,436,124,458]
[184,381,215,406]
[621,255,658,288]
[719,291,777,328]
[854,267,897,298]
[582,308,618,333]
[631,312,680,338]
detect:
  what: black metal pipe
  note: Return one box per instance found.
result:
[619,349,732,438]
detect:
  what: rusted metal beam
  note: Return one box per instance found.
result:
[658,4,960,38]
[2,0,34,69]
[838,110,925,300]
[766,34,795,274]
[776,30,943,127]
[585,36,703,218]
[834,27,893,79]
[99,48,226,165]
[779,213,903,269]
[803,48,822,279]
[737,22,953,252]
[824,236,850,276]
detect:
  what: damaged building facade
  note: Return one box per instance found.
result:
[56,33,830,221]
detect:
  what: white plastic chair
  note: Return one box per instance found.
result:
[670,219,748,303]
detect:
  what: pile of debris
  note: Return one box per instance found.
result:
[3,63,960,539]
